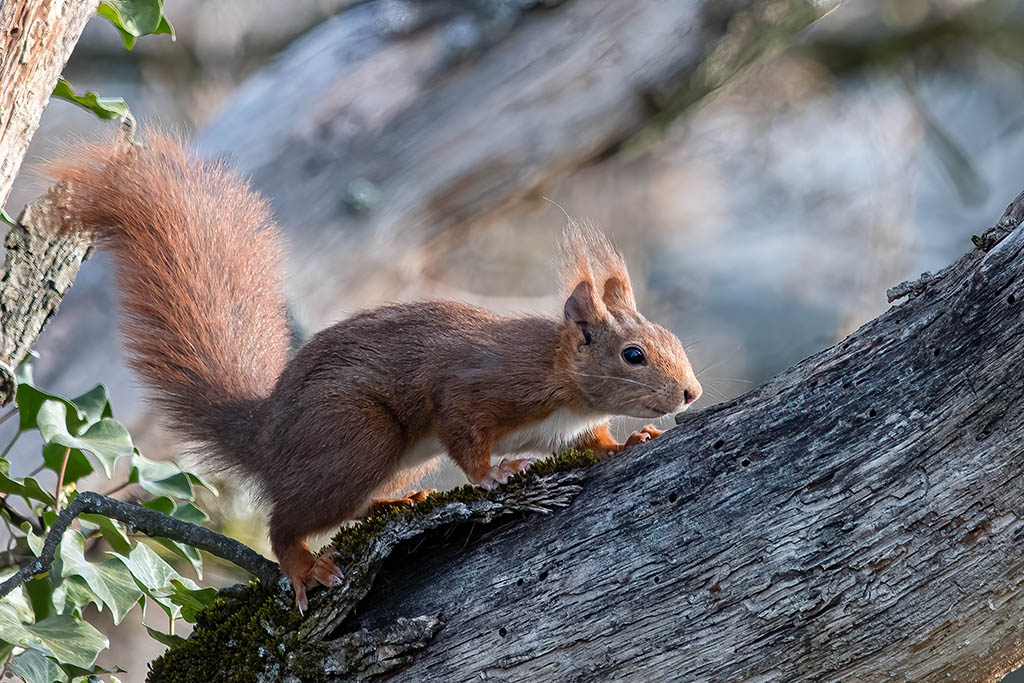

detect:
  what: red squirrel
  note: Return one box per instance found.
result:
[48,132,702,611]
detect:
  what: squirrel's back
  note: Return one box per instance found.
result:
[48,132,289,469]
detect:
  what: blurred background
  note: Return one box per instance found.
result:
[5,0,1024,678]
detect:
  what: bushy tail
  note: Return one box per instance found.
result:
[48,132,290,469]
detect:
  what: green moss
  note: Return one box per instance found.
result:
[146,449,596,681]
[147,580,302,683]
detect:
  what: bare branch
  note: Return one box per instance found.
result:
[0,491,280,599]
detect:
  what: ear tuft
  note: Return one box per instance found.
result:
[556,217,635,315]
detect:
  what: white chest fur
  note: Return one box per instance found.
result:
[399,408,608,470]
[492,407,608,455]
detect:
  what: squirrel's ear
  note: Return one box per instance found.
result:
[602,276,636,315]
[564,281,601,341]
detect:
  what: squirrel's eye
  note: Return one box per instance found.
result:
[621,346,646,365]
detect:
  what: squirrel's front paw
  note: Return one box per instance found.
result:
[475,458,534,490]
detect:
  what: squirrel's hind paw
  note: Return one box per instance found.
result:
[476,458,534,490]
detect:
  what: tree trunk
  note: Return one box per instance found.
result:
[0,0,97,404]
[0,0,97,209]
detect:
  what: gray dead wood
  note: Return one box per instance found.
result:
[0,190,91,404]
[307,190,1024,682]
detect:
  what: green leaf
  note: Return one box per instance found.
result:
[24,576,54,622]
[168,580,218,623]
[69,385,113,426]
[51,78,129,121]
[144,624,186,648]
[185,471,218,497]
[59,530,142,625]
[9,649,67,683]
[0,208,15,227]
[173,501,208,525]
[0,466,55,505]
[36,400,134,476]
[42,443,94,486]
[79,514,132,555]
[23,614,107,669]
[115,542,197,620]
[151,537,203,580]
[97,0,175,50]
[130,454,193,500]
[16,384,83,434]
[0,595,33,646]
[142,496,175,515]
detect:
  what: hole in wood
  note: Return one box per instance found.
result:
[499,627,508,637]
[713,439,724,450]
[653,575,661,584]
[668,492,678,503]
[740,458,750,467]
[933,347,941,357]
[538,570,548,581]
[1009,294,1017,305]
[516,578,523,586]
[869,408,877,417]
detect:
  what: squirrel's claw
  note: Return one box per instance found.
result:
[476,458,534,490]
[368,489,437,514]
[311,553,343,588]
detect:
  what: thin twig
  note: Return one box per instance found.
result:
[0,408,15,427]
[0,491,280,600]
[54,447,70,513]
[0,432,19,461]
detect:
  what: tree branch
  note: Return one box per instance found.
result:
[0,491,279,599]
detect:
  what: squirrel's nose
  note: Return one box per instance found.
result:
[683,382,702,405]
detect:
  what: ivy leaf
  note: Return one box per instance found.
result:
[151,537,203,580]
[36,400,134,476]
[16,384,84,434]
[23,614,108,669]
[42,443,94,486]
[58,529,142,625]
[8,649,67,683]
[142,496,175,515]
[51,78,130,121]
[130,454,193,500]
[173,501,209,525]
[0,462,55,505]
[0,595,33,645]
[69,384,114,427]
[79,514,132,555]
[144,624,186,648]
[97,0,175,50]
[168,580,218,623]
[115,542,197,619]
[0,208,15,227]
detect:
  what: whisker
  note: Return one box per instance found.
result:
[568,370,659,391]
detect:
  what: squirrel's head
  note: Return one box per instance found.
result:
[557,221,701,418]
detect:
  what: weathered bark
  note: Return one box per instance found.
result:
[0,0,97,209]
[0,191,91,404]
[0,0,97,404]
[149,190,1024,682]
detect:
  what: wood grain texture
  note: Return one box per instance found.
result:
[0,0,98,209]
[332,189,1024,682]
[0,189,91,404]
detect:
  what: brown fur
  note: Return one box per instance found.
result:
[48,133,702,611]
